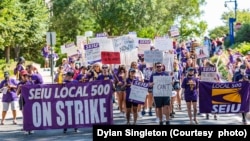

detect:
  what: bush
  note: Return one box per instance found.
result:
[234,42,250,55]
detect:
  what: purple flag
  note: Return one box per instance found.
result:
[199,81,250,114]
[22,80,113,130]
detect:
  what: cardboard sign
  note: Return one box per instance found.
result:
[101,51,121,64]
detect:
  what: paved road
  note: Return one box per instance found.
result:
[0,69,249,141]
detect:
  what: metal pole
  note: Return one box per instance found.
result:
[50,32,54,83]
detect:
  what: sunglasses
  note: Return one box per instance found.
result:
[156,66,162,68]
[102,67,108,69]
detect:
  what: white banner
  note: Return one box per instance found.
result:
[163,53,174,72]
[153,76,172,97]
[138,38,151,55]
[84,43,101,62]
[195,46,209,59]
[200,67,218,82]
[144,50,163,63]
[129,85,148,103]
[61,42,78,56]
[154,38,173,51]
[90,37,114,52]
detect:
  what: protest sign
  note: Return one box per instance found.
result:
[153,76,172,97]
[129,80,149,104]
[22,80,113,130]
[101,52,120,64]
[144,50,163,63]
[200,67,218,82]
[199,81,250,113]
[84,43,101,64]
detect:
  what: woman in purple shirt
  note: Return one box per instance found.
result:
[181,67,199,125]
[0,72,18,125]
[114,65,127,117]
[125,68,139,125]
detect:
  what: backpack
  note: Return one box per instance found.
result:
[14,67,18,75]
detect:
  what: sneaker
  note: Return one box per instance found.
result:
[166,121,170,125]
[242,119,248,125]
[24,131,29,135]
[148,111,153,116]
[170,113,174,118]
[155,118,159,123]
[159,121,163,125]
[206,114,209,119]
[74,128,79,133]
[163,115,166,121]
[141,110,146,116]
[214,115,217,120]
[137,112,142,119]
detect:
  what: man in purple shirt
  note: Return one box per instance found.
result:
[149,62,171,125]
[41,45,50,70]
[0,71,18,125]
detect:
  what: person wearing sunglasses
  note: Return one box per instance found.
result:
[88,62,102,81]
[181,67,199,125]
[149,62,171,125]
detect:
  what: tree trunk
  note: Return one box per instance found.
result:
[14,44,20,62]
[5,46,10,63]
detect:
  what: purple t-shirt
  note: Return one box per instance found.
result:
[125,77,139,101]
[181,76,199,101]
[76,73,90,82]
[97,74,114,81]
[0,79,18,102]
[41,46,49,58]
[31,73,44,84]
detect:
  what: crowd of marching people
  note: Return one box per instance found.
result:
[0,36,250,135]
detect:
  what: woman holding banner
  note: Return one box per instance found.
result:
[130,61,144,118]
[88,62,102,81]
[16,70,34,134]
[181,67,199,125]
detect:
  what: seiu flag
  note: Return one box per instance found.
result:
[21,80,113,131]
[199,81,250,114]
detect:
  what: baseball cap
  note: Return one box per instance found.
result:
[129,68,136,72]
[247,51,250,55]
[20,70,28,76]
[240,65,246,69]
[187,67,195,71]
[66,71,74,77]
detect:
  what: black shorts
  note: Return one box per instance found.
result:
[19,96,25,111]
[126,101,138,108]
[116,86,126,92]
[148,87,153,93]
[185,100,197,102]
[154,97,170,108]
[173,82,181,90]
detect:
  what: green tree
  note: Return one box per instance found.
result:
[208,26,228,39]
[0,0,49,63]
[235,23,250,43]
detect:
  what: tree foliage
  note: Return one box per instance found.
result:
[0,0,49,62]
